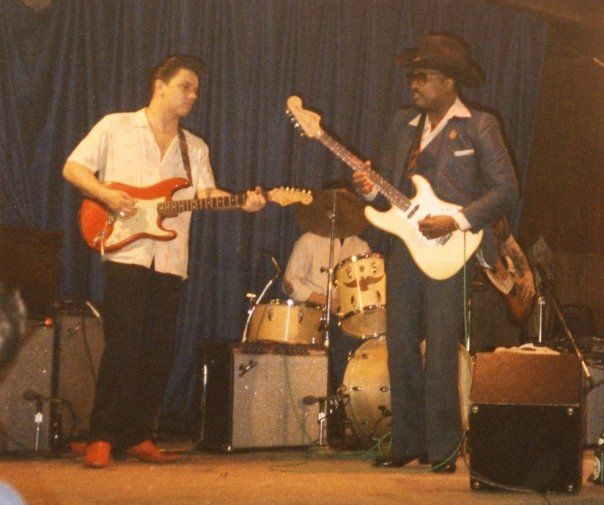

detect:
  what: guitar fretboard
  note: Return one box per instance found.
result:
[316,131,412,212]
[157,193,250,217]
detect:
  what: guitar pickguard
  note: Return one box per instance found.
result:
[103,198,174,249]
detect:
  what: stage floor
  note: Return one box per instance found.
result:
[0,443,602,505]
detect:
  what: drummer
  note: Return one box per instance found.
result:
[283,180,372,442]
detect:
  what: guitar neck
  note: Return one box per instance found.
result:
[158,192,255,217]
[316,130,412,211]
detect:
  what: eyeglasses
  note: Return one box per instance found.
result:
[407,71,443,85]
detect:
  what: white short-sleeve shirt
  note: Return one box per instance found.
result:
[68,108,216,278]
[283,232,372,302]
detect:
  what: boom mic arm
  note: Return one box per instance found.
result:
[264,251,284,277]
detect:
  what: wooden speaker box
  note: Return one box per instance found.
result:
[469,352,583,494]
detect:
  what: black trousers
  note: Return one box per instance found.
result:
[386,242,475,461]
[89,261,182,450]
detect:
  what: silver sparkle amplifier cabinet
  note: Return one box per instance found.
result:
[0,314,104,452]
[196,343,328,452]
[0,321,54,452]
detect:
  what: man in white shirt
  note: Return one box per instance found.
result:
[354,34,518,472]
[63,55,265,468]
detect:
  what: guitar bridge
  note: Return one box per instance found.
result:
[437,233,452,245]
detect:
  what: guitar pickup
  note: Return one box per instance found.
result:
[407,205,419,218]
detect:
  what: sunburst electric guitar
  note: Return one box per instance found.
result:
[484,255,534,320]
[286,95,483,281]
[79,178,312,252]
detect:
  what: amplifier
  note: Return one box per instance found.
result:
[469,352,583,494]
[0,321,54,452]
[196,342,328,452]
[0,313,103,452]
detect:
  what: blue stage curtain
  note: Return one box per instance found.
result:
[0,0,547,420]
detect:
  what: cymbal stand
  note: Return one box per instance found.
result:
[537,267,595,390]
[321,192,339,350]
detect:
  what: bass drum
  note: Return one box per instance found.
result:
[340,336,472,440]
[247,299,324,346]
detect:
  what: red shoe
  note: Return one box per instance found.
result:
[125,440,180,463]
[69,441,87,457]
[84,441,111,468]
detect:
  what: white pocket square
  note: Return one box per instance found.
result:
[454,149,475,157]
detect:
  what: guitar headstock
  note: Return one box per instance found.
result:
[286,96,323,139]
[268,187,313,207]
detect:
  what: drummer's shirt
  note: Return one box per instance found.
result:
[283,232,371,303]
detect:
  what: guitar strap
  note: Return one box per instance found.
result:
[405,112,427,175]
[396,112,426,193]
[177,127,192,185]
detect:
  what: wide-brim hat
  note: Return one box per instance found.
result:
[396,33,485,88]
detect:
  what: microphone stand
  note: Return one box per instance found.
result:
[33,397,44,452]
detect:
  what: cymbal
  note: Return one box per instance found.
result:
[295,189,368,238]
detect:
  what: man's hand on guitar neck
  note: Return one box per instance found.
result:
[242,186,266,212]
[352,164,374,195]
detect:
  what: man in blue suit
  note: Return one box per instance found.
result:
[354,33,518,473]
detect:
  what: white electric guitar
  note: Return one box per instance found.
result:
[286,95,483,280]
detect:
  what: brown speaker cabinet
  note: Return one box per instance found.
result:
[469,352,583,494]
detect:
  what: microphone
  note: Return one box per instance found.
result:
[265,251,283,277]
[302,393,348,405]
[302,395,322,406]
[22,389,64,404]
[85,301,101,319]
[283,278,294,296]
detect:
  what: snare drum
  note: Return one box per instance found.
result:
[340,337,471,440]
[334,253,386,338]
[247,299,324,346]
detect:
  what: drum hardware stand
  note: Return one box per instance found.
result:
[241,259,283,343]
[321,192,340,350]
[536,265,595,390]
[318,398,328,447]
